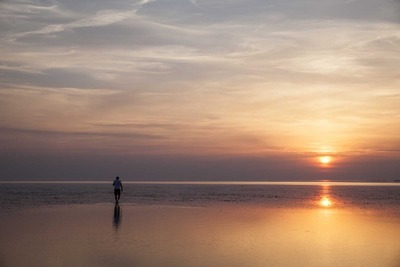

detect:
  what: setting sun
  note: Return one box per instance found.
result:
[319,156,332,165]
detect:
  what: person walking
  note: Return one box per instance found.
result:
[113,176,123,203]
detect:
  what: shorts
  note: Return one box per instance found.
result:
[114,189,121,196]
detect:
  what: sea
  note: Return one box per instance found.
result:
[1,181,399,267]
[0,181,399,211]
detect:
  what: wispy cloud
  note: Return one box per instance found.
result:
[0,126,165,140]
[9,10,136,41]
[134,0,158,7]
[0,2,58,15]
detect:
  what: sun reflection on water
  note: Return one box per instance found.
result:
[320,196,332,207]
[318,183,334,208]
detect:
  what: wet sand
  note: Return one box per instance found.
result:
[0,203,399,267]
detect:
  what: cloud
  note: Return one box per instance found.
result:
[0,67,115,89]
[93,122,185,130]
[0,2,58,15]
[10,9,136,41]
[0,126,165,140]
[135,0,158,7]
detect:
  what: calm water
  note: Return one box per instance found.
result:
[0,182,399,267]
[1,181,400,210]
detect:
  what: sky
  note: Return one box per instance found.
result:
[1,0,400,181]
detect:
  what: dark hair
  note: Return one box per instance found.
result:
[116,176,119,180]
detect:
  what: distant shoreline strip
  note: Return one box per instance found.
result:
[1,181,400,186]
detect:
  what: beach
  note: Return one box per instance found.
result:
[0,182,399,267]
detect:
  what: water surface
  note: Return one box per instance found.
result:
[0,182,399,267]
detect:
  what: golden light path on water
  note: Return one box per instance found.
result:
[318,183,334,208]
[320,196,333,208]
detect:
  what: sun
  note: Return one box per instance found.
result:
[319,156,332,165]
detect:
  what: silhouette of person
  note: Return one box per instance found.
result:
[113,176,123,203]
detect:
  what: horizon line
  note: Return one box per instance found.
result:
[1,180,399,186]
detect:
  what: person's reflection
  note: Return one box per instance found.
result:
[113,204,122,232]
